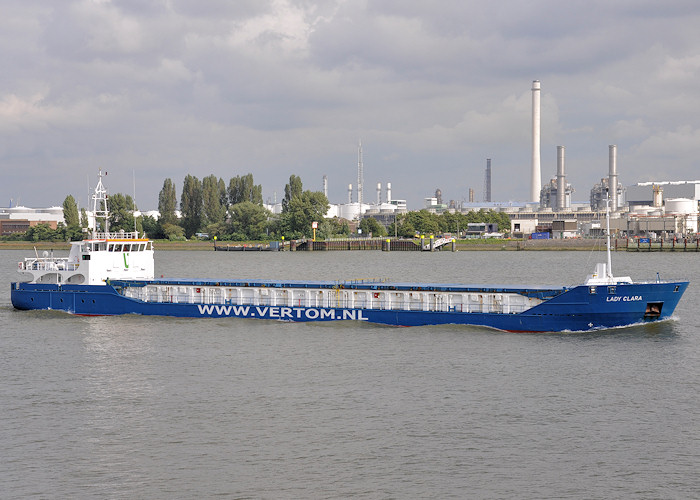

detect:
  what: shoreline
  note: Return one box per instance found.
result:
[0,239,613,251]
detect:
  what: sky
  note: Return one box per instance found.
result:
[2,0,700,211]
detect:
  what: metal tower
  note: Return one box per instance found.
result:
[357,140,364,205]
[91,169,109,235]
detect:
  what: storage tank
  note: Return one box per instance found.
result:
[665,198,697,214]
[339,203,361,221]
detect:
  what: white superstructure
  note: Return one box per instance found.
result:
[17,172,155,285]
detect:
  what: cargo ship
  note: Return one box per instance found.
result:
[10,174,688,332]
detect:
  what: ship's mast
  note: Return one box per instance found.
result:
[92,170,109,237]
[606,189,613,278]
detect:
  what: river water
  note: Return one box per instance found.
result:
[2,249,699,499]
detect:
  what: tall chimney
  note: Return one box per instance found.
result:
[556,146,566,210]
[323,175,328,199]
[386,182,392,203]
[377,182,382,205]
[348,183,353,204]
[485,158,492,202]
[608,145,618,211]
[531,80,542,203]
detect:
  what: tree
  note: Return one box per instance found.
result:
[62,195,79,227]
[141,215,162,238]
[228,202,271,240]
[326,217,350,238]
[218,177,228,211]
[107,193,137,232]
[228,173,263,206]
[202,174,227,226]
[279,190,329,238]
[282,174,303,212]
[359,217,387,237]
[406,210,440,235]
[388,214,417,238]
[180,175,203,238]
[158,178,178,225]
[161,222,186,241]
[80,208,88,228]
[25,223,63,242]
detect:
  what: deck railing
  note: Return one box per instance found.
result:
[20,258,80,272]
[124,285,534,314]
[92,231,141,240]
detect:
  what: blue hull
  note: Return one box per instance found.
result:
[10,280,688,332]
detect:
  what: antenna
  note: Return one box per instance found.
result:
[357,140,364,206]
[133,169,137,234]
[606,189,613,278]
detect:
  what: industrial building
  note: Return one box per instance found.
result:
[0,206,64,236]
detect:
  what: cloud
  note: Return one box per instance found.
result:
[2,0,700,208]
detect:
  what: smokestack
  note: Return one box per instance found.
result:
[531,80,542,203]
[469,188,474,203]
[377,182,382,205]
[386,182,392,203]
[653,184,663,208]
[348,183,353,204]
[485,158,492,202]
[323,175,328,199]
[608,145,618,211]
[556,146,566,210]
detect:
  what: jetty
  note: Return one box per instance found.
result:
[624,238,700,252]
[213,237,457,252]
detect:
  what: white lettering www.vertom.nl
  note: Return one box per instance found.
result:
[196,304,367,321]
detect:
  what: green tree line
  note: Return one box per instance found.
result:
[2,173,510,242]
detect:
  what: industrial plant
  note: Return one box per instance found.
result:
[3,81,698,241]
[417,80,700,240]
